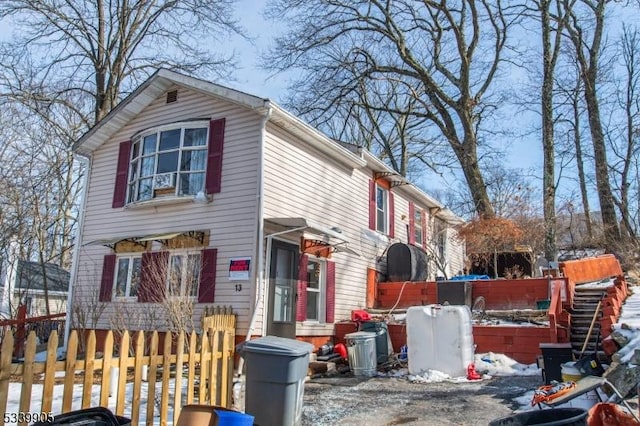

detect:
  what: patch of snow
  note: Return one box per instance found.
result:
[576,277,616,290]
[475,353,541,377]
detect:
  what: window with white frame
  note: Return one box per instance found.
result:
[167,252,201,297]
[414,208,423,246]
[376,185,388,233]
[305,259,326,322]
[114,255,142,298]
[436,221,447,259]
[128,122,208,203]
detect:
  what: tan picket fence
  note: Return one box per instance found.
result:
[0,313,236,426]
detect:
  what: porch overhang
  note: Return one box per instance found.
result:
[83,230,207,248]
[265,217,359,256]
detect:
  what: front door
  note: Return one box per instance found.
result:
[266,240,298,338]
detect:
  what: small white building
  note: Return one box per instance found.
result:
[0,260,69,318]
[70,69,465,343]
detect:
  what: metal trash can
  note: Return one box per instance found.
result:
[239,336,313,426]
[345,331,377,377]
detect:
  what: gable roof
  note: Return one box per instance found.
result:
[9,261,70,292]
[73,69,463,225]
[73,69,366,168]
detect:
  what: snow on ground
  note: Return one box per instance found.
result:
[5,376,178,425]
[7,284,640,423]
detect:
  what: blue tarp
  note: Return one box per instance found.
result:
[449,274,490,281]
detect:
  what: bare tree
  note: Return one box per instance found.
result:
[0,0,242,122]
[562,0,621,246]
[264,0,521,218]
[536,0,569,261]
[327,77,454,178]
[609,25,640,240]
[0,0,242,317]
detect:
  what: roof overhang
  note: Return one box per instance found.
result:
[265,217,359,256]
[73,69,366,172]
[269,105,366,169]
[73,69,270,156]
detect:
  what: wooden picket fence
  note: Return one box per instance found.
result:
[0,312,236,426]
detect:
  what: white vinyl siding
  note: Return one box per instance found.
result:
[75,86,262,332]
[263,125,376,335]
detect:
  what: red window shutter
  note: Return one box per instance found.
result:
[296,254,308,321]
[408,202,415,245]
[368,179,376,230]
[389,191,395,238]
[112,140,131,208]
[199,248,218,303]
[138,252,168,303]
[205,118,225,194]
[99,254,116,302]
[325,260,336,323]
[421,210,427,245]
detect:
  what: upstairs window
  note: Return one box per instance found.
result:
[376,185,388,234]
[127,122,208,203]
[436,220,447,259]
[369,179,395,238]
[414,208,423,246]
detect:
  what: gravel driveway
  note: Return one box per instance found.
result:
[301,375,541,425]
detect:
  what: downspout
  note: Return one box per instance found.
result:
[63,152,92,351]
[236,103,272,376]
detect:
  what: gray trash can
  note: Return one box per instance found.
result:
[239,336,314,426]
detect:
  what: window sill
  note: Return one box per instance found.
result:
[124,195,203,210]
[113,296,138,302]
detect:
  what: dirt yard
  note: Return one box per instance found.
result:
[301,375,542,425]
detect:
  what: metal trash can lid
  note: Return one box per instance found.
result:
[240,335,314,357]
[345,331,376,340]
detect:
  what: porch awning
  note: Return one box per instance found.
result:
[265,217,360,256]
[83,230,205,247]
[136,232,183,242]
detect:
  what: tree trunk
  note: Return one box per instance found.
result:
[572,90,593,240]
[541,0,559,261]
[453,135,495,219]
[583,80,621,245]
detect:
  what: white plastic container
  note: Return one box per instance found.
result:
[406,305,475,377]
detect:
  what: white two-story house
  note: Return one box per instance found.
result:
[70,69,464,346]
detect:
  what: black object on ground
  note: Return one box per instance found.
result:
[489,407,588,426]
[31,407,131,426]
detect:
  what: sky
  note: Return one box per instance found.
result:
[2,1,638,207]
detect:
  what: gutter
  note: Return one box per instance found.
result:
[63,152,92,351]
[237,102,272,376]
[269,104,366,169]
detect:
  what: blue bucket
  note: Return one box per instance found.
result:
[214,409,254,426]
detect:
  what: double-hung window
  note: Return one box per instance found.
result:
[436,220,447,260]
[114,255,142,298]
[414,208,423,246]
[305,259,326,322]
[128,122,208,203]
[167,252,201,298]
[376,185,389,234]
